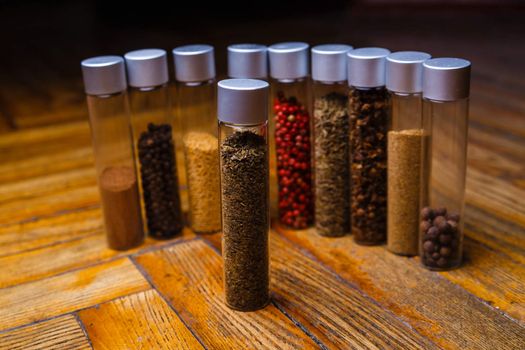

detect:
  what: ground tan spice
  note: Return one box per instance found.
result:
[183,131,221,233]
[99,166,144,250]
[387,129,423,255]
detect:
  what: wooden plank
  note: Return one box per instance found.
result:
[0,258,149,331]
[78,289,203,350]
[0,230,195,288]
[204,232,438,348]
[277,226,525,349]
[134,239,319,349]
[0,207,102,257]
[0,314,90,350]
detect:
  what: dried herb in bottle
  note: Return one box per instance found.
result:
[313,92,350,236]
[220,131,269,311]
[349,87,390,245]
[138,123,183,239]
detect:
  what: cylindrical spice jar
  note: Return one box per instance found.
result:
[81,56,144,250]
[227,44,268,80]
[173,44,221,234]
[347,47,391,245]
[268,42,313,229]
[311,44,353,237]
[218,79,270,311]
[420,58,471,270]
[385,51,431,255]
[125,49,184,239]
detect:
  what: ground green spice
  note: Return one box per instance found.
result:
[220,130,269,311]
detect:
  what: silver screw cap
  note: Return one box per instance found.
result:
[347,47,390,88]
[311,44,353,82]
[228,44,268,79]
[386,51,431,93]
[81,56,127,95]
[124,49,169,88]
[268,42,309,80]
[423,58,471,101]
[172,44,216,83]
[218,79,269,125]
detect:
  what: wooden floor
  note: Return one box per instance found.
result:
[0,4,524,349]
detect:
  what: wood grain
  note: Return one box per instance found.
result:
[277,226,525,350]
[78,289,203,349]
[134,239,319,349]
[0,314,90,350]
[0,258,149,331]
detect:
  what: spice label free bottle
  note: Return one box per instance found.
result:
[81,56,144,250]
[311,44,353,237]
[385,51,431,256]
[420,58,471,270]
[347,47,391,245]
[125,49,184,239]
[268,42,313,229]
[218,79,270,311]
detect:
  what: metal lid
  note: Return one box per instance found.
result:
[347,47,390,88]
[228,44,268,79]
[423,58,471,101]
[386,51,431,93]
[172,44,216,82]
[81,56,127,95]
[311,44,353,82]
[124,48,169,88]
[268,42,309,80]
[218,79,269,125]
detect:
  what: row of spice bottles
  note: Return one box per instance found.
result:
[80,43,470,276]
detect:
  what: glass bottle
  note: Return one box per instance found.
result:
[124,49,184,239]
[420,58,471,270]
[218,79,270,311]
[81,56,144,250]
[311,44,353,237]
[172,44,220,234]
[385,51,431,256]
[347,47,391,245]
[268,42,313,229]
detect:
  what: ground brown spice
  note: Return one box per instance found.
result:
[220,131,269,311]
[99,166,144,250]
[387,129,423,255]
[183,131,221,233]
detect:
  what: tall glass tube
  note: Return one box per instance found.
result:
[347,47,391,245]
[218,79,270,311]
[125,49,183,239]
[420,58,471,270]
[173,45,220,234]
[311,44,352,237]
[81,56,144,250]
[269,42,313,229]
[386,51,431,256]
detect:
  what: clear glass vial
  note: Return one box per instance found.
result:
[227,44,268,80]
[311,44,353,237]
[124,49,184,239]
[172,44,221,234]
[385,51,431,256]
[268,42,313,229]
[347,47,391,245]
[81,56,144,250]
[420,57,471,270]
[218,79,270,311]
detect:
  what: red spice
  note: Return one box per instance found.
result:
[274,92,313,229]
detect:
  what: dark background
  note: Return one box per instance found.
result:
[0,0,523,131]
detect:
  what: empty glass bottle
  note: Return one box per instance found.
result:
[420,58,471,270]
[386,51,431,256]
[218,79,270,311]
[124,48,183,239]
[81,56,144,250]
